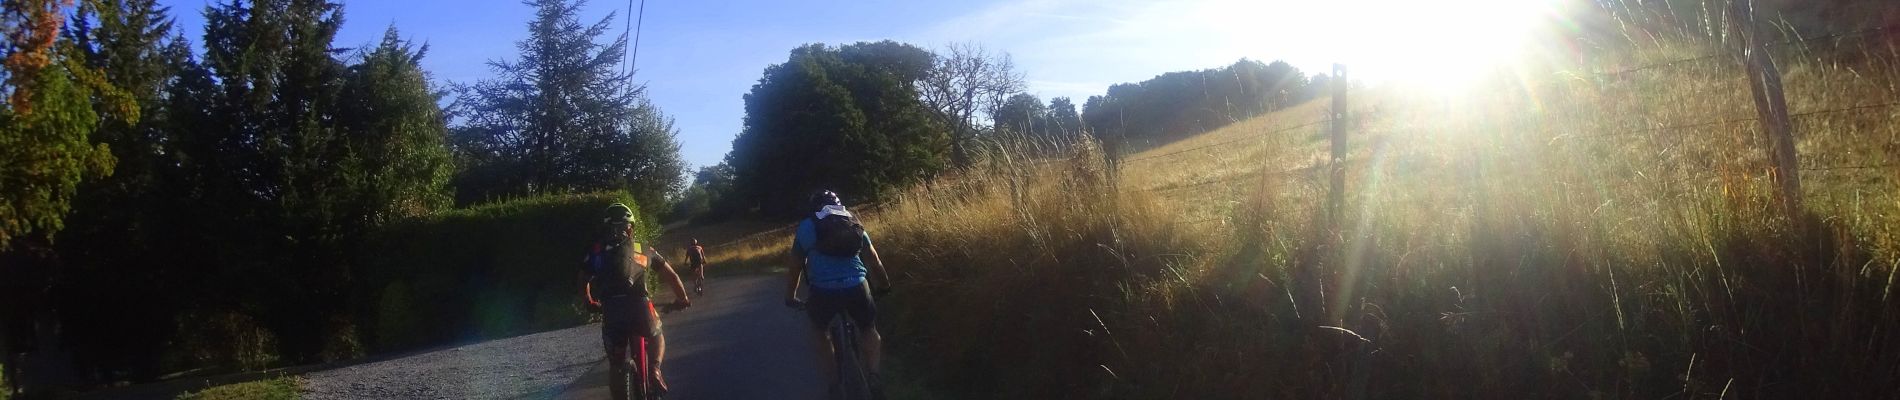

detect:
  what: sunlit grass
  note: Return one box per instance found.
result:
[685,224,796,277]
[173,376,300,400]
[868,28,1900,398]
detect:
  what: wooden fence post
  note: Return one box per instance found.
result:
[1329,64,1349,226]
[1731,0,1803,214]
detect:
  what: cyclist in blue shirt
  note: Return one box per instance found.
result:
[785,190,892,395]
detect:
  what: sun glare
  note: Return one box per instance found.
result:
[1330,0,1560,92]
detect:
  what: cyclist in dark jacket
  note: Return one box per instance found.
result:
[581,203,691,397]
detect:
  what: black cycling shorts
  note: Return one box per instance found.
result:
[602,295,661,342]
[806,282,875,329]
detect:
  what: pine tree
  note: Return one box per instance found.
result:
[337,27,454,225]
[451,0,684,215]
[50,0,194,375]
[200,0,356,361]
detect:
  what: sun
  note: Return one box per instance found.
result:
[1329,0,1561,92]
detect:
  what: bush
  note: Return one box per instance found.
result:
[356,191,651,352]
[162,311,280,373]
[318,315,364,363]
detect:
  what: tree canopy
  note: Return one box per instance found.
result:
[0,0,119,248]
[723,41,949,217]
[1083,59,1314,153]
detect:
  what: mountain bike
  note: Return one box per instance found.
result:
[691,263,706,295]
[598,300,687,400]
[789,286,889,400]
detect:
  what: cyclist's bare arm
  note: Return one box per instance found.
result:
[863,241,891,289]
[785,250,806,303]
[653,256,692,305]
[578,260,598,305]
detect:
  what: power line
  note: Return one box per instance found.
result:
[630,0,646,76]
[621,0,647,99]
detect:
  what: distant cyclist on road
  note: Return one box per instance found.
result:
[581,203,692,398]
[685,238,707,294]
[784,190,893,396]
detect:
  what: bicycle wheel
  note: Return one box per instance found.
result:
[636,336,653,400]
[611,339,642,400]
[833,320,872,400]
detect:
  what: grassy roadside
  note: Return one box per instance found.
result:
[866,31,1900,400]
[667,220,799,278]
[173,376,300,400]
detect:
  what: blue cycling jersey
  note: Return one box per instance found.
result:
[793,217,871,290]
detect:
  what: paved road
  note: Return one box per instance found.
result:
[295,274,826,400]
[553,274,826,400]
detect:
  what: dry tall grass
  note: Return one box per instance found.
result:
[868,28,1900,400]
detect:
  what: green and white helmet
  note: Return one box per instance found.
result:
[603,203,636,225]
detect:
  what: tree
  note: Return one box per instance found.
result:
[725,41,948,217]
[336,27,455,224]
[666,162,734,223]
[64,0,179,212]
[1081,58,1314,151]
[0,0,122,387]
[44,0,195,376]
[1046,96,1081,138]
[450,0,685,215]
[614,98,686,214]
[918,43,1024,167]
[195,0,415,363]
[993,92,1047,137]
[0,0,118,248]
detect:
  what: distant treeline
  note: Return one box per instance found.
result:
[677,51,1326,222]
[1,0,685,389]
[1084,59,1323,152]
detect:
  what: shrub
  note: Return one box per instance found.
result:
[162,311,280,373]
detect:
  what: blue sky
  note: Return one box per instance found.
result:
[156,0,1402,170]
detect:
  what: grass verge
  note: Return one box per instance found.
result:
[869,18,1900,398]
[173,376,300,400]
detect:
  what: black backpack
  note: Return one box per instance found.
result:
[588,239,647,298]
[812,214,865,257]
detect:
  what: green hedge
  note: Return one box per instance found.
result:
[355,191,656,351]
